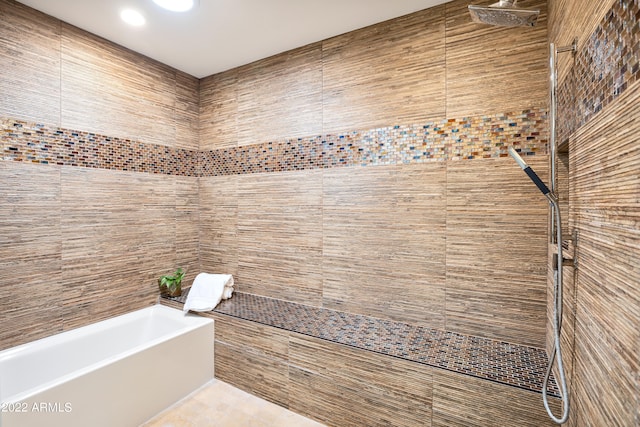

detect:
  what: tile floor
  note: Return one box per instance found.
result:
[141,379,326,427]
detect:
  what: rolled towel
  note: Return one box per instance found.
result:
[222,275,235,300]
[183,273,234,313]
[222,286,234,300]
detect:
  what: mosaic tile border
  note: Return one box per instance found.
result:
[165,291,559,397]
[557,0,640,142]
[1,119,198,176]
[2,108,547,177]
[201,108,548,176]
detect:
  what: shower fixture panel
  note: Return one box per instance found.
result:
[472,0,577,420]
[506,40,577,425]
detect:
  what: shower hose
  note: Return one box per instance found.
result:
[543,194,570,424]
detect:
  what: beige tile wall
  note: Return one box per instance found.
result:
[237,43,323,146]
[195,0,551,347]
[0,0,200,349]
[1,0,552,351]
[60,24,178,148]
[431,369,559,426]
[199,71,238,150]
[567,82,640,427]
[322,164,447,328]
[322,6,446,133]
[236,170,324,304]
[445,156,549,347]
[0,1,60,125]
[0,162,63,346]
[198,0,548,146]
[199,175,239,277]
[548,0,640,425]
[445,0,548,117]
[289,334,433,427]
[175,72,200,150]
[175,177,201,284]
[213,315,290,407]
[0,0,199,150]
[59,168,178,328]
[199,157,549,346]
[0,165,199,350]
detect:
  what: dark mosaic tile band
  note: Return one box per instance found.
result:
[2,108,547,177]
[201,109,548,176]
[557,0,640,142]
[1,119,198,175]
[167,290,559,397]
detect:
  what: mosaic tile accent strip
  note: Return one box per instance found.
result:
[166,291,559,397]
[2,108,546,176]
[557,0,640,143]
[1,118,198,175]
[202,108,548,176]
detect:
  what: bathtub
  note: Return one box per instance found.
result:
[0,304,214,427]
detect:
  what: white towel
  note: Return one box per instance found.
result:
[183,273,234,313]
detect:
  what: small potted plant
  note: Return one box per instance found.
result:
[158,267,185,297]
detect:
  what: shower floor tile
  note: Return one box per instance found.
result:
[141,379,326,427]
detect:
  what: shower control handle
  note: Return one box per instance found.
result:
[553,254,575,269]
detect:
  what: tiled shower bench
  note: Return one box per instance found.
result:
[161,291,560,426]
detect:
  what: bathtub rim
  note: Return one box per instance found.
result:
[0,303,213,404]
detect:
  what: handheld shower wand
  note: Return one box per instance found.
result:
[508,147,551,196]
[508,146,569,424]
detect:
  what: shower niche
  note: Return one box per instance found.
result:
[554,140,577,268]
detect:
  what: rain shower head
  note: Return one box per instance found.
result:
[468,1,539,27]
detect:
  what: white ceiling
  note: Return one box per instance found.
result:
[17,0,450,78]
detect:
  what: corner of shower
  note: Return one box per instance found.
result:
[540,38,578,426]
[467,1,578,421]
[507,37,577,423]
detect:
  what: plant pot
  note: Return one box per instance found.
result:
[158,279,181,297]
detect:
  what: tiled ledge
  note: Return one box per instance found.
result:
[162,290,559,397]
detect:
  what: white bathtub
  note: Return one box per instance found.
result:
[0,304,214,427]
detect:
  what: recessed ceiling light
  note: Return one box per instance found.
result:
[120,9,146,26]
[152,0,197,12]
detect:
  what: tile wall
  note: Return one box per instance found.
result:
[202,306,561,427]
[198,0,551,349]
[1,0,552,352]
[0,0,199,349]
[0,0,547,354]
[0,0,547,352]
[548,0,640,425]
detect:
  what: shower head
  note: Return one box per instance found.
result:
[508,147,550,196]
[468,1,539,27]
